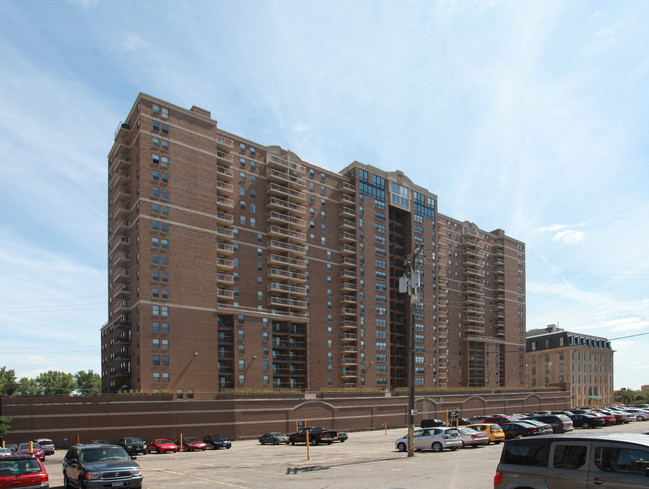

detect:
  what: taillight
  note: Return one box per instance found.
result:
[442,435,449,439]
[530,428,536,433]
[494,471,503,485]
[558,423,564,427]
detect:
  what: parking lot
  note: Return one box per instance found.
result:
[40,422,648,489]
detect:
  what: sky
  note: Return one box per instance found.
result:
[0,0,648,390]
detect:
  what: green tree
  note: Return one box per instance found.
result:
[75,370,101,396]
[614,389,639,404]
[0,367,16,395]
[15,371,76,396]
[0,415,12,440]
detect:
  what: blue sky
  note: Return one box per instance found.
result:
[1,0,647,390]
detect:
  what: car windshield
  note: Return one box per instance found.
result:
[0,458,42,474]
[210,435,226,440]
[184,437,201,442]
[80,447,129,462]
[125,438,142,443]
[156,439,172,444]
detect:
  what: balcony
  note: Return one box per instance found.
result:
[267,226,306,243]
[267,183,305,203]
[216,242,234,254]
[463,266,481,278]
[216,212,233,225]
[341,282,356,292]
[338,182,355,194]
[216,273,234,284]
[463,247,480,258]
[114,158,130,172]
[463,276,482,285]
[114,219,129,236]
[267,169,305,188]
[269,296,307,309]
[113,252,130,267]
[267,155,305,176]
[339,208,356,219]
[465,315,483,324]
[113,236,130,252]
[340,194,355,205]
[113,285,130,299]
[113,186,131,204]
[216,181,234,195]
[339,219,355,231]
[340,307,357,317]
[114,268,130,282]
[216,257,234,269]
[341,333,357,342]
[269,267,307,282]
[269,240,306,255]
[268,211,306,229]
[340,270,356,279]
[340,370,358,378]
[341,294,357,305]
[268,254,306,269]
[340,244,356,255]
[114,141,130,159]
[217,136,234,152]
[114,121,130,142]
[217,288,234,299]
[216,151,234,166]
[340,232,356,243]
[340,257,356,267]
[216,227,234,240]
[268,197,306,216]
[341,345,357,353]
[341,320,357,330]
[114,300,131,314]
[113,170,130,187]
[216,166,234,181]
[270,282,307,296]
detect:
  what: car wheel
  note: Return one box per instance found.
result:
[79,479,88,489]
[260,440,265,445]
[327,441,333,445]
[291,440,295,445]
[397,442,407,452]
[274,440,280,445]
[432,442,443,452]
[582,422,590,429]
[450,446,458,451]
[311,438,319,445]
[226,446,231,449]
[461,441,466,448]
[494,441,501,444]
[340,439,345,442]
[63,473,72,489]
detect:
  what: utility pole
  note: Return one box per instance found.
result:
[401,245,424,457]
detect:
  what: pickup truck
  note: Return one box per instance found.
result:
[289,427,336,445]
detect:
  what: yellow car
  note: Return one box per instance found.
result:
[467,423,505,444]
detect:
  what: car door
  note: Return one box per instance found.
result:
[63,447,80,483]
[546,440,589,489]
[412,429,432,450]
[589,441,649,488]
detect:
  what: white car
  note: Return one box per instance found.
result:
[457,427,489,447]
[0,447,12,457]
[395,427,463,452]
[624,408,649,421]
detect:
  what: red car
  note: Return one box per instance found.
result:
[148,438,178,453]
[0,454,49,488]
[15,443,45,461]
[178,437,207,451]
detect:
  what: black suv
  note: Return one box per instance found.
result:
[62,443,143,488]
[118,437,148,455]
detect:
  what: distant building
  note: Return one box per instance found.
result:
[102,93,527,396]
[526,324,614,407]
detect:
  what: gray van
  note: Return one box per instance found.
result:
[494,433,649,488]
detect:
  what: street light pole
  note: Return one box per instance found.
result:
[403,245,424,457]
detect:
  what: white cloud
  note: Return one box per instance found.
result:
[534,224,569,232]
[553,230,585,243]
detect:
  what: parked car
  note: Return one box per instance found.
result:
[567,413,605,429]
[118,437,148,456]
[289,427,336,445]
[624,408,649,421]
[499,421,543,439]
[147,439,178,454]
[62,443,142,489]
[333,431,348,443]
[0,454,49,488]
[517,419,553,436]
[457,427,489,447]
[494,432,649,489]
[33,438,55,455]
[0,448,13,457]
[467,423,505,444]
[523,414,574,433]
[258,432,290,445]
[177,437,207,451]
[395,427,462,452]
[420,419,446,428]
[484,415,519,426]
[15,443,45,461]
[203,434,232,449]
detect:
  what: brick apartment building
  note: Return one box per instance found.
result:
[526,324,614,407]
[102,93,526,396]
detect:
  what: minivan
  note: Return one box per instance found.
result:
[494,433,649,488]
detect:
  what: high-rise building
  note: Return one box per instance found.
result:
[526,324,614,407]
[102,93,526,396]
